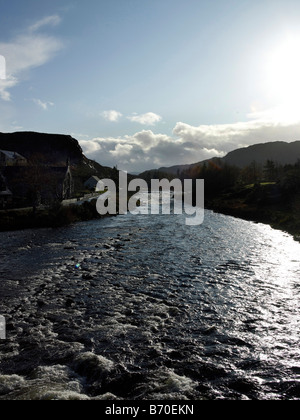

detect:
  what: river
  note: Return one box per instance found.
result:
[0,195,300,400]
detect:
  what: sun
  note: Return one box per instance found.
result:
[263,34,300,123]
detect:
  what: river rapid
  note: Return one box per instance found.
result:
[0,196,300,400]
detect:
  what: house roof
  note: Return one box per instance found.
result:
[0,150,26,160]
[84,176,100,185]
[0,189,12,196]
[87,176,100,182]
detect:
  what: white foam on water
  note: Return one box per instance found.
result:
[93,392,119,400]
[0,374,26,395]
[0,365,90,400]
[40,390,90,400]
[74,352,115,372]
[0,316,5,340]
[32,365,77,383]
[145,368,197,399]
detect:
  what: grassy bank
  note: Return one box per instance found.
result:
[206,182,300,241]
[0,191,140,232]
[0,199,106,232]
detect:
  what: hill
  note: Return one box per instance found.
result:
[138,140,300,239]
[0,131,119,197]
[141,141,300,177]
[223,141,300,168]
[0,131,126,231]
[0,132,83,164]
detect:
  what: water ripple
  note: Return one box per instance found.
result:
[0,207,300,400]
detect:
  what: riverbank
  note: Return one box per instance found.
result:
[206,183,300,241]
[0,191,139,232]
[1,183,300,241]
[0,199,105,232]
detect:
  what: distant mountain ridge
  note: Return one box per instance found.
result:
[141,141,300,177]
[223,141,300,167]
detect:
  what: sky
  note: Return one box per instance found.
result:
[2,0,300,172]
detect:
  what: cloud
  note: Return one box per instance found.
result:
[33,98,54,110]
[0,16,63,101]
[0,77,17,101]
[127,112,162,126]
[80,129,218,173]
[79,113,300,174]
[0,55,5,80]
[101,110,123,122]
[29,15,62,33]
[173,116,300,154]
[100,110,163,126]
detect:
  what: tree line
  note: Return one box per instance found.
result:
[176,158,300,198]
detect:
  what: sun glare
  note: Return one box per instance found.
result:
[264,34,300,123]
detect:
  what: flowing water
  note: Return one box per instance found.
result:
[0,195,300,400]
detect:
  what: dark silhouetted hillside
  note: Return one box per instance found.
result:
[141,141,300,177]
[0,130,138,200]
[223,141,300,168]
[0,132,83,165]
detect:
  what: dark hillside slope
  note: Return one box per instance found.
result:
[0,132,83,164]
[142,141,300,177]
[223,141,300,168]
